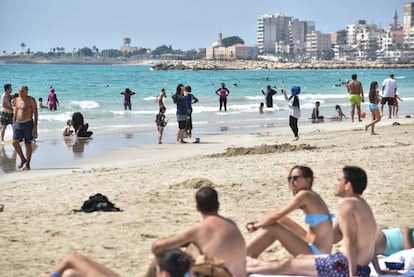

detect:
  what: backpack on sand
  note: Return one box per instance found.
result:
[74,193,122,213]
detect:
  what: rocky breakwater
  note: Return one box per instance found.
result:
[151,60,414,70]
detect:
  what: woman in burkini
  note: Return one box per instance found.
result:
[365,81,381,135]
[245,165,333,259]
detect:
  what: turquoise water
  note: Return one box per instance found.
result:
[0,64,413,173]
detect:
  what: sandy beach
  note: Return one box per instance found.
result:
[1,116,414,276]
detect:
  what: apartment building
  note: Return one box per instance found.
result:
[257,13,292,53]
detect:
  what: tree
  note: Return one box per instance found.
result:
[77,47,93,57]
[20,42,26,53]
[101,49,123,58]
[152,45,174,56]
[221,36,244,47]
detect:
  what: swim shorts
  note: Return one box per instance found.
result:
[178,120,186,129]
[13,119,34,144]
[369,103,379,111]
[315,252,370,277]
[1,112,13,126]
[315,252,349,277]
[381,97,394,105]
[349,94,362,105]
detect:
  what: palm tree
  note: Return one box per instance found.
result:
[20,42,26,54]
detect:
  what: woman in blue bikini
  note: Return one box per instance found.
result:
[245,165,334,258]
[365,81,382,135]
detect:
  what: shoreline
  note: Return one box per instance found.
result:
[1,56,414,70]
[1,114,413,178]
[1,116,414,276]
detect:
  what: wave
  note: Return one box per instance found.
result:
[70,100,100,109]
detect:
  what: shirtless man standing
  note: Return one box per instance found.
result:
[147,186,246,277]
[347,74,364,122]
[247,166,377,277]
[12,85,38,170]
[1,84,13,144]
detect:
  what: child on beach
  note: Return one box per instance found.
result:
[62,119,73,137]
[311,101,324,123]
[393,92,403,118]
[155,107,168,144]
[259,102,264,114]
[38,97,47,109]
[365,81,381,135]
[330,105,347,120]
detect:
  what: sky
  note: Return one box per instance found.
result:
[0,0,408,53]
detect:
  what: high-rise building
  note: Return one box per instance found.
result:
[403,2,414,34]
[257,13,292,53]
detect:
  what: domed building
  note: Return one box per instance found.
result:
[206,33,258,60]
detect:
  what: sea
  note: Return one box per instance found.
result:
[0,64,413,173]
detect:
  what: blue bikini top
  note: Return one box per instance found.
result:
[304,213,334,227]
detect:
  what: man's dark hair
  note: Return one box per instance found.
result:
[156,249,192,277]
[4,84,11,91]
[343,166,367,195]
[351,74,357,80]
[196,187,219,213]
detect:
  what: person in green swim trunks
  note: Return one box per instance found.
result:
[346,74,364,122]
[245,165,334,258]
[371,225,414,274]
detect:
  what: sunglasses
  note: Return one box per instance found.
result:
[287,175,304,182]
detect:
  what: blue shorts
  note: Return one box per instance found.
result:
[369,103,379,111]
[13,120,34,144]
[1,112,13,126]
[315,252,370,277]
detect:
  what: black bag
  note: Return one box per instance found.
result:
[75,193,122,213]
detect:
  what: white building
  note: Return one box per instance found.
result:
[257,13,292,53]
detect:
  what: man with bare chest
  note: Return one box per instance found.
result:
[12,85,38,170]
[347,74,364,122]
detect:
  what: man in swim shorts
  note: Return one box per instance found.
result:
[381,73,397,119]
[12,85,38,170]
[347,74,364,122]
[247,166,377,277]
[1,84,14,143]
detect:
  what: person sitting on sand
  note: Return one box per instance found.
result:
[330,104,347,121]
[50,248,192,277]
[146,186,246,277]
[311,101,324,123]
[247,166,377,277]
[62,119,74,137]
[245,165,333,259]
[72,112,93,138]
[371,225,413,274]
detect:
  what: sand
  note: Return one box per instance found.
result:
[1,116,413,277]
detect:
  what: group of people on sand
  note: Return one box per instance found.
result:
[1,84,37,170]
[346,73,401,135]
[158,83,200,144]
[1,83,94,170]
[48,165,413,277]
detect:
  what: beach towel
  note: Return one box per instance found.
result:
[74,193,122,213]
[249,258,414,277]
